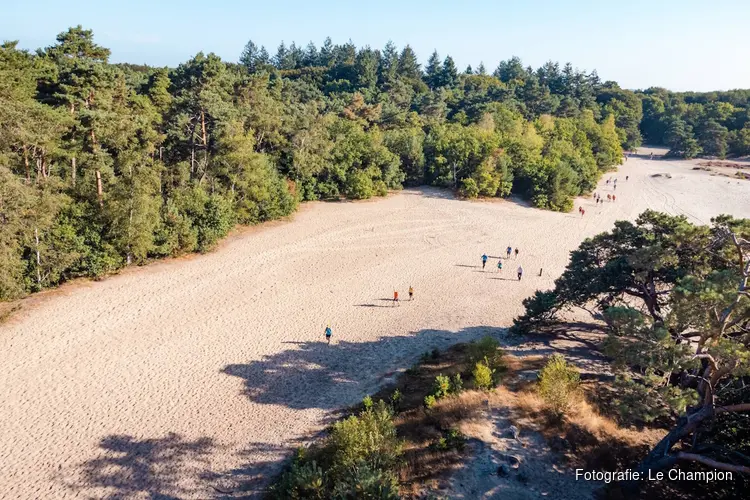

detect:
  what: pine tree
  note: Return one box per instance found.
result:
[440,56,458,87]
[239,40,260,72]
[424,50,442,89]
[397,45,421,80]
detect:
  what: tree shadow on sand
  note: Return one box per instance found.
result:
[221,326,504,413]
[65,433,216,499]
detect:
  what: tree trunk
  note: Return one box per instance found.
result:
[95,170,104,207]
[23,146,30,183]
[624,405,714,493]
[71,157,76,187]
[201,110,207,146]
[41,152,48,179]
[34,227,42,289]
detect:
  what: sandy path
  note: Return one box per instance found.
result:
[1,153,748,499]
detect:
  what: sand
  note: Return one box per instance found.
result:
[1,150,749,499]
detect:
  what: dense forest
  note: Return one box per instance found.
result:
[640,88,750,158]
[0,26,745,300]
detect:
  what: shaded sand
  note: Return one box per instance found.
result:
[2,153,749,499]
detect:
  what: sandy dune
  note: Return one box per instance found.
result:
[1,151,749,499]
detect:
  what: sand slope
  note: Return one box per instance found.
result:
[1,152,749,499]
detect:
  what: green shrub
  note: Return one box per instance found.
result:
[331,463,400,499]
[433,374,451,399]
[445,428,466,450]
[374,180,388,197]
[424,394,437,409]
[328,400,402,476]
[538,354,580,417]
[273,401,402,498]
[472,360,495,390]
[432,428,466,451]
[362,395,373,410]
[345,170,374,199]
[459,177,479,198]
[273,459,325,499]
[467,335,503,370]
[390,389,402,409]
[450,373,464,395]
[195,194,236,252]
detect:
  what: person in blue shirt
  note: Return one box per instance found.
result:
[481,254,488,269]
[325,325,332,344]
[497,260,503,272]
[506,246,512,259]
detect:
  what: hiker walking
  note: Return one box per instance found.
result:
[393,290,400,306]
[514,248,519,259]
[506,246,512,259]
[497,260,503,272]
[612,194,616,202]
[626,175,629,181]
[517,265,524,281]
[409,285,414,301]
[482,254,488,269]
[607,194,611,201]
[325,325,332,344]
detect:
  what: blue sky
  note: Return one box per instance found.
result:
[3,0,749,92]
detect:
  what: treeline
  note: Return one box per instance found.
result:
[0,27,631,300]
[640,88,750,158]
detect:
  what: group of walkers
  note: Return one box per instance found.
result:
[483,247,524,280]
[324,167,637,343]
[391,286,414,307]
[588,175,628,208]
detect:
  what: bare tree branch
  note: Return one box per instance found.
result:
[676,452,750,474]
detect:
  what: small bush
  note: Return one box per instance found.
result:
[273,459,325,499]
[472,360,495,390]
[433,374,451,399]
[450,373,464,395]
[432,428,466,451]
[459,177,479,198]
[445,428,466,450]
[362,395,373,411]
[390,389,402,409]
[330,463,399,499]
[468,335,503,370]
[538,354,581,417]
[424,394,437,409]
[374,180,389,197]
[272,401,402,498]
[431,348,440,360]
[328,400,402,476]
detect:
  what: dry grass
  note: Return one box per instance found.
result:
[367,342,665,497]
[505,382,661,474]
